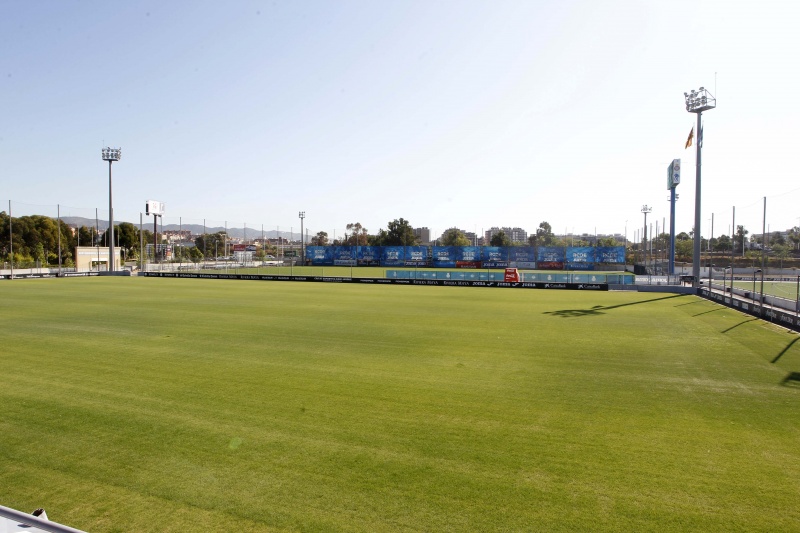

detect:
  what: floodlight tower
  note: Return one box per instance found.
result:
[101,147,121,272]
[641,205,652,271]
[667,160,681,275]
[684,87,716,286]
[298,211,305,264]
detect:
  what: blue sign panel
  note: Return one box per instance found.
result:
[404,246,429,266]
[537,246,565,262]
[457,247,481,262]
[358,246,381,266]
[482,246,509,262]
[432,246,457,268]
[509,247,535,263]
[381,246,405,266]
[596,246,626,263]
[306,246,334,265]
[566,247,595,263]
[567,262,594,270]
[333,246,356,266]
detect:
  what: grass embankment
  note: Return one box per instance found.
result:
[1,278,799,532]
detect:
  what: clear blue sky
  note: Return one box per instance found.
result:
[2,0,799,241]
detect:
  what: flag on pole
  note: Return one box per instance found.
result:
[685,127,694,149]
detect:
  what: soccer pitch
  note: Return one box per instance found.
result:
[731,280,800,301]
[1,278,799,532]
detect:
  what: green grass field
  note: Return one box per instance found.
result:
[2,278,799,532]
[731,280,800,301]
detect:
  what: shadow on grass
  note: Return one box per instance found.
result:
[693,308,724,317]
[545,294,687,318]
[675,300,706,307]
[780,371,800,387]
[722,318,760,333]
[772,336,800,364]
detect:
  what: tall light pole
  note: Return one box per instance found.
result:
[641,205,652,272]
[796,274,799,314]
[298,211,305,265]
[723,266,731,294]
[753,268,762,304]
[684,87,716,286]
[101,147,121,272]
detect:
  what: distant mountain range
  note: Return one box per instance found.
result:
[57,216,296,240]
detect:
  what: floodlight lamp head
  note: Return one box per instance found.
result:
[684,86,716,113]
[101,146,121,161]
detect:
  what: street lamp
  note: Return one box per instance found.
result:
[684,87,716,287]
[641,205,652,272]
[101,147,121,272]
[298,211,305,265]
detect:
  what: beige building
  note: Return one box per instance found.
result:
[75,246,122,271]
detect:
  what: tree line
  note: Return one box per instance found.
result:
[0,212,154,267]
[4,211,797,267]
[309,220,624,248]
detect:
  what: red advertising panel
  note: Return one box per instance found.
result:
[504,268,521,282]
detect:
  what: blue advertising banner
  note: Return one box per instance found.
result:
[333,246,356,266]
[358,246,381,266]
[381,246,405,266]
[306,246,334,265]
[567,262,594,270]
[596,246,626,264]
[509,247,536,263]
[457,247,481,262]
[537,246,565,262]
[432,246,457,268]
[481,247,509,263]
[404,246,430,266]
[566,247,595,263]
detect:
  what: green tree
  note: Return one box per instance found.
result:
[77,226,95,247]
[383,218,418,246]
[490,230,511,247]
[536,222,555,246]
[195,232,227,258]
[368,229,388,246]
[770,231,785,246]
[440,228,470,246]
[789,226,800,250]
[117,222,140,250]
[716,234,732,252]
[676,239,694,262]
[345,222,368,246]
[34,242,46,266]
[772,244,790,269]
[736,225,748,255]
[311,231,329,246]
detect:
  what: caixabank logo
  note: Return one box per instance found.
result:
[577,284,603,290]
